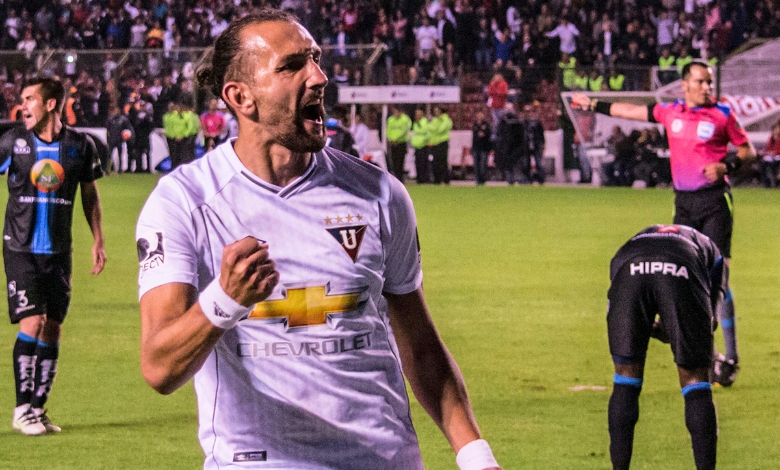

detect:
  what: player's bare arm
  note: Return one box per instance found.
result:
[140,238,278,394]
[80,180,106,275]
[571,92,650,121]
[385,287,501,470]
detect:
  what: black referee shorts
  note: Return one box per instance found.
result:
[607,256,715,370]
[4,248,72,324]
[674,185,733,258]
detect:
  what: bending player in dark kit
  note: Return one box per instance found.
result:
[0,77,106,435]
[573,60,755,386]
[607,225,727,470]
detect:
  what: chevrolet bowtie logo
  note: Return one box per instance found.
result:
[248,284,365,329]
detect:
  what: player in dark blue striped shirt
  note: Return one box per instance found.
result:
[0,77,106,435]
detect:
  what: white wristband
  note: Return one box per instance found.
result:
[456,439,499,470]
[198,278,253,330]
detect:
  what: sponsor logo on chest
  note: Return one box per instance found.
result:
[30,159,65,192]
[249,283,366,329]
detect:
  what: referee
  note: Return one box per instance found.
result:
[0,77,106,435]
[607,224,727,470]
[573,60,756,385]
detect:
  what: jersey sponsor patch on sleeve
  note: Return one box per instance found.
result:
[137,231,165,278]
[13,138,30,154]
[233,451,267,462]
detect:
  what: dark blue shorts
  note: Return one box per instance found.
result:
[4,248,72,324]
[607,254,715,370]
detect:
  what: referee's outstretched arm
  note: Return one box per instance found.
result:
[571,92,651,122]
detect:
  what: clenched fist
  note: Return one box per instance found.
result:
[219,237,279,306]
[703,161,727,183]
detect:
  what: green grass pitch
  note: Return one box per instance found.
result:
[0,176,778,469]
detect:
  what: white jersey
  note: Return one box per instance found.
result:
[136,142,424,469]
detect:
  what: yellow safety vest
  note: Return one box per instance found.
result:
[676,55,693,75]
[411,118,429,149]
[559,57,577,89]
[659,56,676,69]
[428,114,452,146]
[387,114,412,143]
[609,74,625,91]
[588,75,603,92]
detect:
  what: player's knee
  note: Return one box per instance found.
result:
[613,356,644,378]
[614,373,643,389]
[682,381,712,400]
[40,318,63,344]
[678,366,710,387]
[18,315,46,338]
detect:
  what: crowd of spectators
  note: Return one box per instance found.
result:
[601,124,670,188]
[0,0,778,129]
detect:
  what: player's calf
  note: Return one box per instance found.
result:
[12,332,38,407]
[682,382,717,470]
[608,374,643,470]
[30,340,59,410]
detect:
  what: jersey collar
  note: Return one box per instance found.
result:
[222,139,319,197]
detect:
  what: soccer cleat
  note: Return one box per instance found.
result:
[710,353,740,387]
[33,408,61,433]
[12,405,46,436]
[716,359,740,387]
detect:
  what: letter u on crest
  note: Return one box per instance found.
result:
[340,229,358,249]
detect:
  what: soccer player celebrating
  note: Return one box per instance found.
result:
[0,77,106,435]
[572,61,755,386]
[136,10,500,470]
[607,224,727,470]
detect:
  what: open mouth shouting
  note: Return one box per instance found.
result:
[22,112,38,130]
[300,100,325,131]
